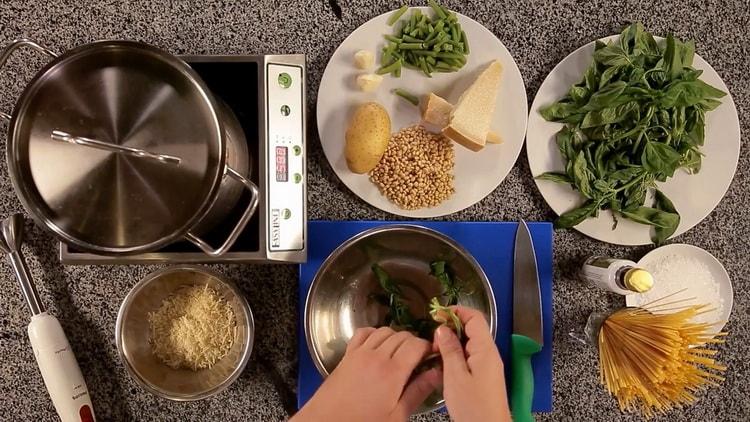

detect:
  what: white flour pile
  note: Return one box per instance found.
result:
[635,254,723,326]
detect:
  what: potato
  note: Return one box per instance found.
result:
[345,102,391,174]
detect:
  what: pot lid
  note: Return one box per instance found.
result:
[7,41,225,253]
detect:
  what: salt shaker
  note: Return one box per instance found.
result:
[580,256,654,295]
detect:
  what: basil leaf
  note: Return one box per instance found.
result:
[555,200,600,229]
[581,101,639,128]
[620,206,675,228]
[593,43,632,67]
[642,141,682,176]
[569,85,590,104]
[659,79,727,108]
[536,172,573,184]
[540,101,581,122]
[609,167,642,183]
[573,151,595,199]
[680,40,695,67]
[663,34,683,81]
[684,109,705,146]
[599,65,622,88]
[680,148,702,174]
[653,190,680,244]
[555,126,578,162]
[581,81,628,111]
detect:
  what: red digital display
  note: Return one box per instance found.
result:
[276,146,288,182]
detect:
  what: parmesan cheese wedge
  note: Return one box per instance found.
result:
[421,92,503,145]
[442,60,503,152]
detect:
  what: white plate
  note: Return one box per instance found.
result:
[625,244,733,334]
[526,36,741,245]
[317,7,528,217]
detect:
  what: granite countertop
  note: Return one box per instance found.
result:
[0,0,747,421]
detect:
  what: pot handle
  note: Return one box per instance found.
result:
[51,130,182,165]
[184,167,260,256]
[0,38,58,122]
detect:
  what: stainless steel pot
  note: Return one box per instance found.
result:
[0,39,258,256]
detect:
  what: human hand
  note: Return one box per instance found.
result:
[292,326,441,422]
[435,306,511,422]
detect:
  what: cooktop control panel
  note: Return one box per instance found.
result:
[266,63,305,253]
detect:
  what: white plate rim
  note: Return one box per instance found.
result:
[626,243,733,333]
[316,6,528,218]
[526,35,741,245]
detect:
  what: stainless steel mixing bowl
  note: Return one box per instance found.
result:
[116,265,254,400]
[304,225,497,414]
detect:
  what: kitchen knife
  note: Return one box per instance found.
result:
[511,221,543,422]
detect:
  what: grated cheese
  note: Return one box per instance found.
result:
[148,284,236,370]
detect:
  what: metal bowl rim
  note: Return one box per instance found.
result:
[303,224,497,413]
[115,264,254,401]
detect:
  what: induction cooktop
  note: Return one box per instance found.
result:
[59,54,307,264]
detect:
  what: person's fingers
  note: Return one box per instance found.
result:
[392,336,432,377]
[377,330,413,357]
[395,368,442,419]
[361,326,397,349]
[453,306,495,349]
[347,327,377,350]
[435,325,469,376]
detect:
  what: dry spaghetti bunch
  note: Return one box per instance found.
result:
[598,299,727,418]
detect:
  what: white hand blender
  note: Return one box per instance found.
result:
[0,214,95,422]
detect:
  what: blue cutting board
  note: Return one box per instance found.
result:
[298,221,553,412]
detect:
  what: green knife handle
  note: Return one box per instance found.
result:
[510,334,542,422]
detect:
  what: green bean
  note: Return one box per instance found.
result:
[410,50,438,57]
[384,34,402,44]
[393,88,420,106]
[378,1,468,77]
[398,42,424,50]
[436,52,465,60]
[417,56,431,76]
[461,30,470,54]
[450,25,460,43]
[428,0,446,19]
[376,59,402,75]
[387,5,408,26]
[435,61,460,71]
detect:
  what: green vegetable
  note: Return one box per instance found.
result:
[429,298,463,340]
[537,23,725,243]
[376,59,402,75]
[370,261,467,341]
[387,5,409,26]
[393,88,420,106]
[379,1,469,77]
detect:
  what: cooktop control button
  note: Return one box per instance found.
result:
[293,145,302,156]
[278,72,292,88]
[280,105,291,116]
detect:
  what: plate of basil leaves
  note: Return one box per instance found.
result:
[526,23,740,245]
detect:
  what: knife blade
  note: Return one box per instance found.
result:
[510,221,543,422]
